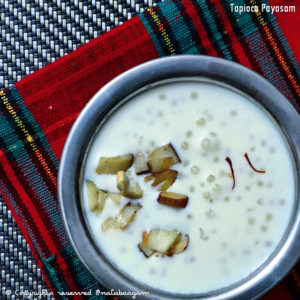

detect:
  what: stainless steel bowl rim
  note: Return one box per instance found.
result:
[58,55,300,300]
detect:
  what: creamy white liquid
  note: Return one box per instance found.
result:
[82,81,295,294]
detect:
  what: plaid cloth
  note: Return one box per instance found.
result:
[0,0,299,299]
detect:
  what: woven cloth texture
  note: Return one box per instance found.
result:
[0,0,158,299]
[0,0,300,299]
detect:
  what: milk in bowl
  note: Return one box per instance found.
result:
[82,81,295,294]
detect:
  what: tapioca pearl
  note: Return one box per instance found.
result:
[199,182,205,187]
[150,140,156,147]
[254,240,260,245]
[248,218,255,225]
[257,180,264,187]
[211,228,217,235]
[230,110,237,116]
[243,249,251,256]
[183,160,189,167]
[245,185,251,191]
[250,147,255,152]
[224,196,230,202]
[190,92,198,99]
[257,198,263,205]
[201,136,218,151]
[261,140,267,147]
[206,209,215,218]
[247,207,255,212]
[159,94,166,100]
[199,228,209,240]
[221,242,228,248]
[213,184,222,194]
[279,199,286,206]
[261,225,268,232]
[120,247,127,254]
[189,256,196,263]
[149,268,156,275]
[265,241,272,247]
[189,186,195,192]
[191,165,200,175]
[206,174,215,183]
[201,138,211,150]
[236,195,242,201]
[213,156,220,163]
[269,147,275,153]
[157,111,164,117]
[209,131,217,137]
[196,117,206,126]
[186,130,192,138]
[220,170,232,178]
[203,192,211,200]
[220,170,226,176]
[186,214,193,219]
[181,141,189,150]
[266,213,273,222]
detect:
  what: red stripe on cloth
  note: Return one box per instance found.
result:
[210,0,252,69]
[183,0,218,56]
[0,187,56,297]
[0,153,51,256]
[0,151,81,296]
[15,17,158,159]
[269,0,300,63]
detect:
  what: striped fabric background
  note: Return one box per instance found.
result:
[0,0,299,298]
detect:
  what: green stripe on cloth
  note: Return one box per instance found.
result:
[140,0,300,107]
[0,88,102,296]
[44,246,104,300]
[0,0,299,298]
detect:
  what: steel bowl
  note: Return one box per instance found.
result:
[58,55,300,300]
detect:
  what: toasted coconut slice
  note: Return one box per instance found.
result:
[168,234,189,256]
[144,175,154,182]
[97,189,108,214]
[96,153,133,174]
[148,143,181,172]
[138,231,155,257]
[147,229,182,254]
[115,202,142,229]
[158,192,188,208]
[134,152,150,175]
[117,171,143,199]
[86,180,98,211]
[138,242,155,258]
[102,217,118,232]
[145,169,178,191]
[107,192,122,205]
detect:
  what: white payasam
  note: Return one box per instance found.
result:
[83,81,295,294]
